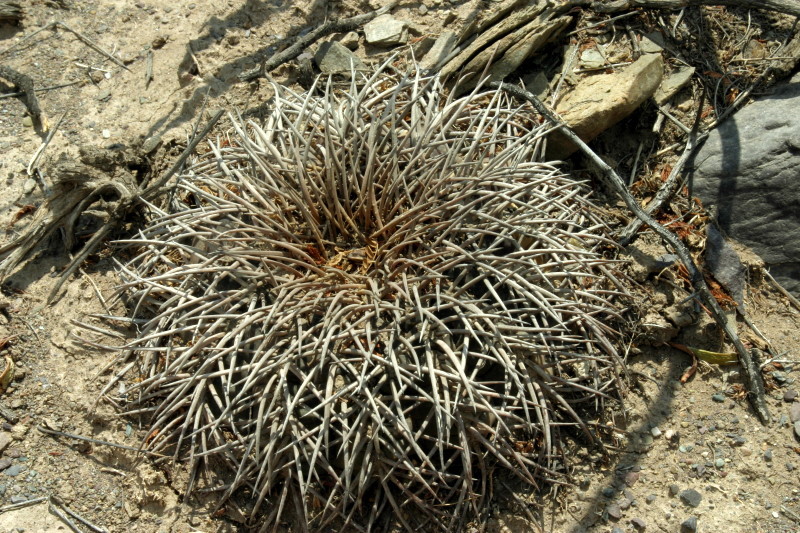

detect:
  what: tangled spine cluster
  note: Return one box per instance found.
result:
[108,66,627,530]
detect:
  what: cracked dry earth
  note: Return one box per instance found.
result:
[0,1,799,532]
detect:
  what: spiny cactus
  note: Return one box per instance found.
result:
[101,65,628,531]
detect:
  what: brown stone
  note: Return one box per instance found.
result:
[547,54,664,159]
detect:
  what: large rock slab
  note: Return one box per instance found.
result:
[547,53,663,159]
[690,72,800,295]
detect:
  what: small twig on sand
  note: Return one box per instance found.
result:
[37,424,167,457]
[240,2,398,81]
[28,111,66,175]
[0,22,128,71]
[764,269,800,313]
[48,497,83,533]
[51,496,109,533]
[0,496,47,513]
[491,80,771,424]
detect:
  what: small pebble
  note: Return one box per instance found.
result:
[678,444,694,453]
[786,463,795,472]
[793,420,800,440]
[602,487,616,498]
[630,517,646,530]
[741,447,752,457]
[665,429,676,440]
[791,403,800,423]
[650,426,662,438]
[646,494,657,504]
[4,464,23,477]
[22,116,32,128]
[679,489,702,508]
[784,389,798,402]
[606,504,622,519]
[711,392,725,403]
[102,129,111,139]
[9,495,26,504]
[714,458,725,468]
[22,179,36,195]
[611,528,624,533]
[731,435,746,446]
[669,483,680,497]
[681,516,698,532]
[624,471,640,486]
[418,4,428,14]
[764,449,773,461]
[619,497,632,510]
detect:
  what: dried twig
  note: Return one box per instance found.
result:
[37,424,167,457]
[618,91,708,244]
[0,496,47,513]
[240,2,398,81]
[0,22,128,70]
[491,80,771,424]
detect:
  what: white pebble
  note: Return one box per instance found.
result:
[651,426,662,438]
[102,129,111,139]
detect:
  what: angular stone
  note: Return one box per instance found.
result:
[689,72,800,296]
[364,14,408,46]
[314,41,366,75]
[420,31,458,70]
[679,488,702,508]
[655,66,695,104]
[0,433,9,455]
[547,53,664,159]
[339,31,360,50]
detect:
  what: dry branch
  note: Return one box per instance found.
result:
[491,81,771,424]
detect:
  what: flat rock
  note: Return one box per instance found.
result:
[655,66,695,104]
[314,41,366,75]
[689,72,800,296]
[548,53,663,159]
[364,14,408,46]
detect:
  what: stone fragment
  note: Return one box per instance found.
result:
[364,14,408,46]
[655,66,695,104]
[548,53,664,159]
[606,503,622,519]
[22,179,36,195]
[640,31,665,53]
[580,48,606,68]
[794,421,800,440]
[420,31,458,70]
[690,71,800,296]
[790,402,800,423]
[0,433,10,455]
[680,516,698,532]
[786,389,798,402]
[339,31,360,50]
[314,41,366,75]
[630,517,646,530]
[679,489,702,508]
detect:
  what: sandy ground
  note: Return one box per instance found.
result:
[0,1,799,532]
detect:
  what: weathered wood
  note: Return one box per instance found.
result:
[0,1,22,24]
